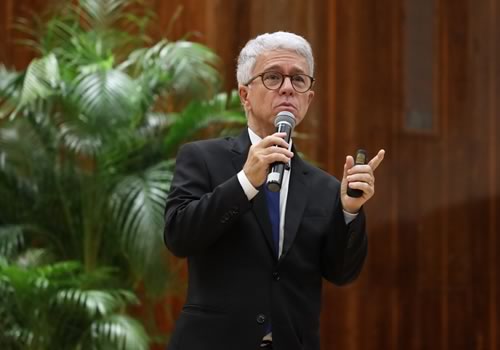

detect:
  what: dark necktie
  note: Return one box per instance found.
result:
[264,186,280,257]
[263,186,280,338]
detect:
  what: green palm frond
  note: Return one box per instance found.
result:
[53,289,138,317]
[0,116,65,231]
[79,0,132,27]
[0,271,27,349]
[135,111,175,140]
[18,54,60,109]
[167,41,221,100]
[0,226,24,259]
[0,125,43,222]
[123,39,221,105]
[0,66,23,119]
[0,261,148,349]
[53,0,150,62]
[0,117,49,183]
[57,117,105,157]
[86,314,149,350]
[164,90,246,155]
[110,161,173,294]
[15,248,54,268]
[70,68,140,127]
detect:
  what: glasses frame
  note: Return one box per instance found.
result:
[245,71,315,93]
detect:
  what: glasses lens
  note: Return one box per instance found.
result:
[262,72,283,89]
[291,74,311,92]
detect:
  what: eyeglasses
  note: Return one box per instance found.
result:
[245,71,315,93]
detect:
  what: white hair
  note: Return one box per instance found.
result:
[236,31,315,85]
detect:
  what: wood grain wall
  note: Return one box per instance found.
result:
[1,0,498,349]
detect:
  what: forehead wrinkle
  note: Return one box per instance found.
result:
[261,64,307,75]
[253,50,310,75]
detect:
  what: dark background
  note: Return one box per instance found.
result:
[1,0,499,349]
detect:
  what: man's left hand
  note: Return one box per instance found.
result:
[341,149,386,214]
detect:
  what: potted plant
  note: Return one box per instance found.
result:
[0,0,245,348]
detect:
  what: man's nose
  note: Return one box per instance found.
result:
[279,76,295,95]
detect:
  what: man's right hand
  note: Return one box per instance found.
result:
[242,132,294,188]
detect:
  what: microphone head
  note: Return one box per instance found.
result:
[274,111,296,129]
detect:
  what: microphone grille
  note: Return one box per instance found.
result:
[274,111,296,128]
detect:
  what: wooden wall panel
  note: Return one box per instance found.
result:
[1,1,499,349]
[322,0,400,348]
[0,0,47,68]
[323,0,499,349]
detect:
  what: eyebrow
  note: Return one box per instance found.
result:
[262,64,307,74]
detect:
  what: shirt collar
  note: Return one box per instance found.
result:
[247,127,261,145]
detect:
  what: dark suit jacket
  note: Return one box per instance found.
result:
[164,129,367,350]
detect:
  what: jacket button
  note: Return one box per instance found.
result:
[256,314,266,324]
[272,272,280,281]
[220,214,229,223]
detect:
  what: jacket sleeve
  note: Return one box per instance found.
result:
[163,142,252,257]
[321,199,368,286]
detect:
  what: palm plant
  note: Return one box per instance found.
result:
[0,244,149,349]
[0,0,245,348]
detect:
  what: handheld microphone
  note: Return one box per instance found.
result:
[266,111,296,192]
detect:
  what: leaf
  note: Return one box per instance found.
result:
[165,40,221,99]
[164,91,246,155]
[15,248,53,268]
[0,65,24,120]
[87,314,149,350]
[79,0,134,29]
[52,288,138,318]
[123,39,221,104]
[17,54,60,109]
[109,161,173,294]
[0,226,24,259]
[0,260,146,349]
[57,116,105,157]
[70,68,140,126]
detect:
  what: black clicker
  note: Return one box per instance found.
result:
[347,149,367,198]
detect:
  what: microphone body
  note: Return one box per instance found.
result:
[266,111,296,192]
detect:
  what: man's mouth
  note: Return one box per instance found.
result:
[276,102,296,111]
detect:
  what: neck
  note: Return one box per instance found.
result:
[247,121,274,139]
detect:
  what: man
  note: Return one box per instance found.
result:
[164,31,385,350]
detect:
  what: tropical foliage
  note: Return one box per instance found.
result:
[0,0,245,348]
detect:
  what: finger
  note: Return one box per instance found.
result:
[258,137,290,149]
[343,155,354,180]
[347,164,373,175]
[264,153,292,165]
[348,181,374,196]
[346,173,373,184]
[368,149,385,171]
[260,135,290,150]
[262,145,294,158]
[272,132,288,138]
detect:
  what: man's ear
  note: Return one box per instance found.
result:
[238,85,249,109]
[307,90,315,106]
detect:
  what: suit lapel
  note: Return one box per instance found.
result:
[281,153,308,259]
[230,129,277,259]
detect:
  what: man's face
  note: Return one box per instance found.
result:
[239,49,315,138]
